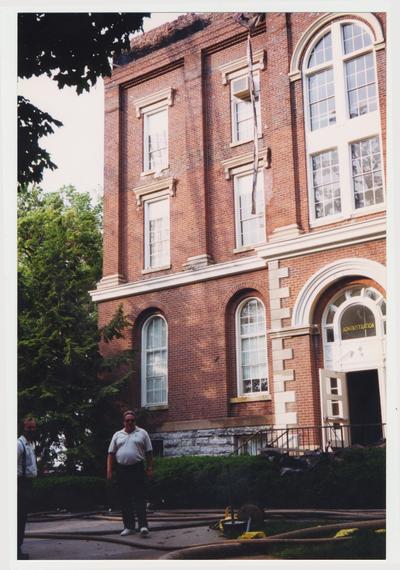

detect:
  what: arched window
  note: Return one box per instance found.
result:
[303,19,384,224]
[323,286,386,344]
[236,298,268,395]
[141,315,168,406]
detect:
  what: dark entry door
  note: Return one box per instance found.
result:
[347,369,382,445]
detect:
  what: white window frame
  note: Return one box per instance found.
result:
[141,314,168,407]
[230,70,261,145]
[303,19,385,227]
[322,286,386,345]
[219,51,265,148]
[144,195,170,271]
[235,297,269,397]
[134,88,174,176]
[233,168,266,249]
[143,105,168,174]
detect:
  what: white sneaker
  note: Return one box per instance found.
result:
[120,528,134,536]
[140,527,149,537]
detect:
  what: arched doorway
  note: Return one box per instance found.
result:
[320,285,386,446]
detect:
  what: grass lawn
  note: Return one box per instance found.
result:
[267,528,385,560]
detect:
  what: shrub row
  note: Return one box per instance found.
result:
[30,448,385,512]
[150,448,385,509]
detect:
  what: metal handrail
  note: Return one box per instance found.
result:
[233,423,386,456]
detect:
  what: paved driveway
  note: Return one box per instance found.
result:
[23,510,225,560]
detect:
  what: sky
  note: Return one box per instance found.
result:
[17,12,183,201]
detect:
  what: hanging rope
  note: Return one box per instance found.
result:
[234,13,265,214]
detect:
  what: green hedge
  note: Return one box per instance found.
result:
[30,448,385,512]
[150,448,385,509]
[31,476,108,513]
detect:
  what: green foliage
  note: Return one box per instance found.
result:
[29,448,385,515]
[18,185,133,474]
[150,449,385,509]
[18,13,149,93]
[18,98,63,186]
[31,476,107,513]
[269,528,385,559]
[18,12,149,185]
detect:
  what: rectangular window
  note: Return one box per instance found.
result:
[312,149,341,219]
[308,68,336,130]
[234,171,265,247]
[144,107,168,172]
[231,74,261,143]
[345,53,377,118]
[145,198,170,269]
[350,136,383,209]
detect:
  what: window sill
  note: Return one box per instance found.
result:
[230,394,271,404]
[142,265,171,275]
[230,134,263,148]
[348,205,386,219]
[309,213,345,228]
[144,404,168,411]
[233,245,255,254]
[310,205,386,229]
[141,166,170,177]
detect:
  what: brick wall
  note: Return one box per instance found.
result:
[97,12,386,438]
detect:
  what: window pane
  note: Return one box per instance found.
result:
[342,23,373,55]
[145,108,168,171]
[341,304,376,339]
[238,300,268,395]
[312,149,341,219]
[308,32,332,68]
[232,73,261,142]
[236,172,265,246]
[351,136,383,209]
[308,69,336,130]
[345,54,377,118]
[146,198,170,268]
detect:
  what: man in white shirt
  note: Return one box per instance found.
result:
[107,410,153,537]
[17,416,38,560]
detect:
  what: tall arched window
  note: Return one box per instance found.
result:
[141,315,168,406]
[236,298,268,395]
[303,19,384,224]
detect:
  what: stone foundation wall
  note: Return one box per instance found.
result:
[151,425,270,456]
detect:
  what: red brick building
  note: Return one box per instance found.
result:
[90,12,386,455]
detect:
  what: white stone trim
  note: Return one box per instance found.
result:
[256,216,386,261]
[269,325,319,339]
[141,265,171,275]
[97,274,127,289]
[182,254,214,271]
[221,148,271,180]
[230,394,271,403]
[275,412,298,426]
[219,49,266,84]
[289,12,385,81]
[269,224,303,241]
[90,256,266,302]
[292,257,387,328]
[268,260,297,426]
[133,177,176,206]
[134,87,174,117]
